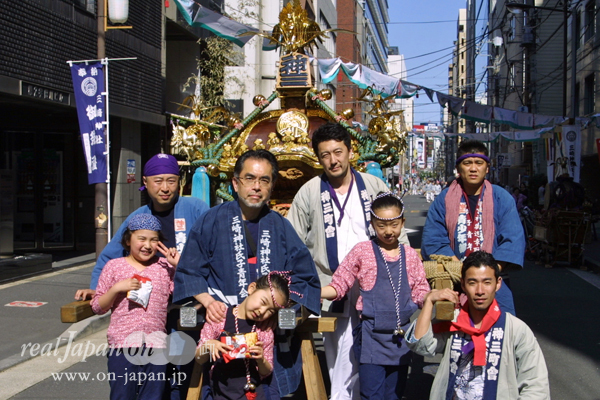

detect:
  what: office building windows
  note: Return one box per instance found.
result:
[584,73,595,115]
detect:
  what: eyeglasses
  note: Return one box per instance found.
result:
[236,176,272,187]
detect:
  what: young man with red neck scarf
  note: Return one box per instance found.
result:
[421,140,525,315]
[405,251,549,400]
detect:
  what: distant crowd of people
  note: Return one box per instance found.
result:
[74,128,549,400]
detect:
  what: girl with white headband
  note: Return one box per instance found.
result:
[321,192,430,400]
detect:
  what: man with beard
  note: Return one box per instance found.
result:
[173,149,321,399]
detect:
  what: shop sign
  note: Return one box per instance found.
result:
[127,159,136,183]
[21,82,70,105]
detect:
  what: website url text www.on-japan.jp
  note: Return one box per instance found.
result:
[51,370,186,386]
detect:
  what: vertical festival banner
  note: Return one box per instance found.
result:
[416,138,425,168]
[70,62,107,184]
[561,125,581,182]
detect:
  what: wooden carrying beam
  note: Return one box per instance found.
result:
[422,257,460,321]
[295,317,337,333]
[186,360,204,400]
[300,331,328,400]
[60,300,94,323]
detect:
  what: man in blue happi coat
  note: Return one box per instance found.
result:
[174,149,321,399]
[421,140,525,315]
[73,153,209,400]
[75,153,209,297]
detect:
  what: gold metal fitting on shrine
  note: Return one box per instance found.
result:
[319,89,332,100]
[227,115,242,128]
[341,108,354,120]
[253,95,266,107]
[207,164,220,177]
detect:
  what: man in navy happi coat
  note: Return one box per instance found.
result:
[421,140,525,315]
[174,149,321,398]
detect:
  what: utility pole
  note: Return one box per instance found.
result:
[95,0,109,258]
[466,0,476,133]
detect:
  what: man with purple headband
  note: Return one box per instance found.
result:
[421,140,524,315]
[75,153,209,300]
[75,153,209,399]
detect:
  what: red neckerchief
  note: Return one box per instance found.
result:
[433,299,501,366]
[462,188,483,257]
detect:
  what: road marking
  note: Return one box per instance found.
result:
[405,228,418,233]
[568,268,600,290]
[5,301,47,308]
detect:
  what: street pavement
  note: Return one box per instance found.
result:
[1,194,600,399]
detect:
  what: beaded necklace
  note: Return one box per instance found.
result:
[233,306,257,400]
[376,240,405,337]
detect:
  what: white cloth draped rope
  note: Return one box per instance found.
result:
[315,58,600,141]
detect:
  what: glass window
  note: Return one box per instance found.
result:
[584,73,595,115]
[585,2,595,43]
[62,0,96,15]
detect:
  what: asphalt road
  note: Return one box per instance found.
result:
[0,265,95,361]
[2,194,600,399]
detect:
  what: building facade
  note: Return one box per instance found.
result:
[486,0,600,189]
[444,8,468,178]
[570,0,600,200]
[334,0,389,122]
[0,0,221,256]
[388,46,414,181]
[0,0,168,255]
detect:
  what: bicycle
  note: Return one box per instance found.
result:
[521,207,543,262]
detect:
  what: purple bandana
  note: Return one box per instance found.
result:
[139,154,180,191]
[144,154,179,176]
[127,214,161,232]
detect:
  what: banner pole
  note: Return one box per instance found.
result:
[66,56,136,255]
[94,0,108,259]
[102,57,112,239]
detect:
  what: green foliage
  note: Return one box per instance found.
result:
[182,0,259,112]
[199,36,232,108]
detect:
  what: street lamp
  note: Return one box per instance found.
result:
[505,1,572,118]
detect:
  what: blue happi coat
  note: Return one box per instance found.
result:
[173,200,321,396]
[421,184,524,315]
[421,183,525,266]
[89,195,208,289]
[173,200,321,313]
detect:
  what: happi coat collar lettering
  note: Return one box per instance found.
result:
[173,200,321,315]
